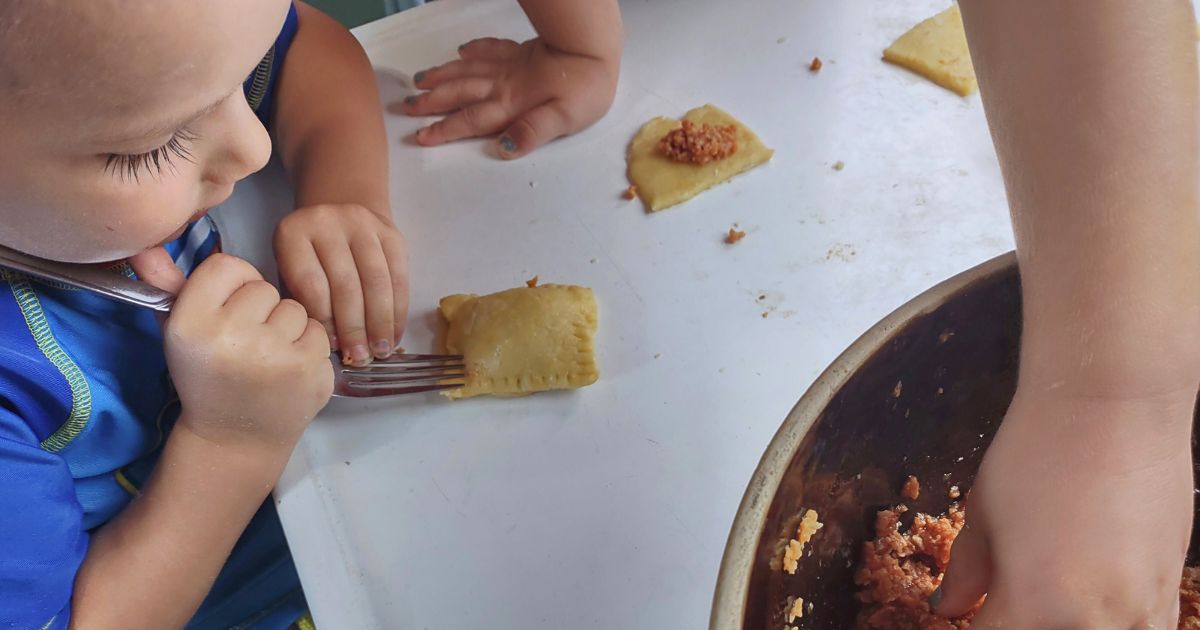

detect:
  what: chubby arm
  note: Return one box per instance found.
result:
[272,3,409,366]
[934,1,1200,625]
[71,425,291,629]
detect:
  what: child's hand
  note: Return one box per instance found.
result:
[403,37,618,158]
[934,387,1194,627]
[134,252,334,449]
[274,204,409,366]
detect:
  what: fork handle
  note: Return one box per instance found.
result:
[0,245,176,313]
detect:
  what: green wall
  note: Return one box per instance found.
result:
[306,0,391,28]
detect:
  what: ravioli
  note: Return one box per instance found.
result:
[627,104,773,212]
[439,284,599,399]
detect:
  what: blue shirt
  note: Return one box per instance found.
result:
[0,6,299,629]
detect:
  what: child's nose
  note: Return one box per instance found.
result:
[204,102,272,186]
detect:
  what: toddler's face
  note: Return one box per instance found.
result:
[0,0,292,263]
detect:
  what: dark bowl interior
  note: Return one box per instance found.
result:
[741,263,1200,629]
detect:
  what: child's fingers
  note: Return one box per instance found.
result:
[267,298,312,342]
[174,254,263,314]
[128,246,187,295]
[931,519,992,617]
[314,239,370,366]
[457,37,522,61]
[413,59,499,89]
[1161,611,1183,630]
[954,592,1006,630]
[275,240,336,348]
[223,280,282,323]
[415,101,508,146]
[379,230,410,344]
[496,102,570,159]
[300,318,338,367]
[404,77,495,116]
[350,238,396,359]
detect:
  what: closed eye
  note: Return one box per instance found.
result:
[105,128,199,183]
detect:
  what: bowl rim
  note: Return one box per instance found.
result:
[708,251,1017,630]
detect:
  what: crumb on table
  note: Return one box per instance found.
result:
[810,56,823,72]
[833,160,845,171]
[659,119,739,165]
[725,227,747,244]
[901,475,920,501]
[623,185,638,200]
[782,509,824,575]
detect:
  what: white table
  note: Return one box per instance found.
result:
[223,0,1015,627]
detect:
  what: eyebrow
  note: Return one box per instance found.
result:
[95,86,238,146]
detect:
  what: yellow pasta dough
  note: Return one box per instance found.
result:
[883,4,977,97]
[627,104,773,212]
[438,284,599,400]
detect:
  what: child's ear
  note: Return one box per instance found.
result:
[129,246,186,294]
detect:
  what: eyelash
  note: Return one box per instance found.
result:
[105,128,199,182]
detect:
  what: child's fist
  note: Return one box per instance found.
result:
[158,254,334,448]
[274,203,409,366]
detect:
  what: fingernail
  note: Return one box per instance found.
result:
[499,135,517,154]
[928,585,943,609]
[404,95,418,105]
[413,70,426,84]
[372,339,393,358]
[349,344,371,365]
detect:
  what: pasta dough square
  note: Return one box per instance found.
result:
[627,104,774,212]
[439,285,599,399]
[883,4,977,97]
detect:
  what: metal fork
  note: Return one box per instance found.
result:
[331,353,465,397]
[0,243,176,312]
[0,243,465,397]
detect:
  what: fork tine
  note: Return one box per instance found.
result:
[336,381,465,398]
[369,353,463,365]
[341,371,467,384]
[344,362,465,375]
[347,379,465,390]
